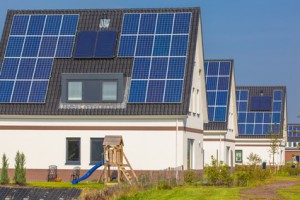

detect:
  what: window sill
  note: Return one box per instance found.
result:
[65,162,81,165]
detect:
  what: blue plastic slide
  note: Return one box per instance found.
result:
[72,160,104,184]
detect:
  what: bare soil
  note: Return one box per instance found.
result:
[240,180,300,200]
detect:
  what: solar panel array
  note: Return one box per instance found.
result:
[236,89,283,135]
[204,61,231,122]
[74,31,117,58]
[0,14,79,103]
[118,13,192,103]
[288,124,300,137]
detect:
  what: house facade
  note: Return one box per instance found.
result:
[285,124,300,162]
[235,86,287,165]
[0,8,208,181]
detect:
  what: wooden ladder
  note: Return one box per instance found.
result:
[120,153,138,184]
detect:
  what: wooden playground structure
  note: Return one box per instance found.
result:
[101,135,138,184]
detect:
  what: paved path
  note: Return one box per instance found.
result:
[240,180,300,200]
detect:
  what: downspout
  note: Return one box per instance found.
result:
[176,118,178,180]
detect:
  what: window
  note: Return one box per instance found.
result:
[102,81,117,101]
[99,19,110,28]
[66,138,80,164]
[90,138,104,165]
[61,73,124,103]
[68,81,82,101]
[235,150,242,163]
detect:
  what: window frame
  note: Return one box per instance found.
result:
[66,137,81,165]
[67,81,83,101]
[101,80,118,102]
[90,138,104,165]
[235,150,243,163]
[61,73,124,103]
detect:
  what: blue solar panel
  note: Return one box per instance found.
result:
[0,14,79,103]
[0,81,14,102]
[39,37,58,57]
[60,15,79,35]
[22,37,41,57]
[139,14,157,34]
[167,57,185,79]
[250,96,272,111]
[173,13,191,34]
[56,36,75,58]
[5,37,24,57]
[132,58,151,79]
[135,36,154,56]
[128,80,147,102]
[149,58,168,79]
[27,15,46,35]
[156,14,173,34]
[122,14,140,34]
[146,80,165,102]
[153,35,171,56]
[119,12,191,103]
[164,80,183,102]
[17,58,36,79]
[288,125,300,137]
[236,89,283,135]
[94,31,117,58]
[74,31,97,58]
[0,58,19,79]
[217,77,229,90]
[28,81,48,102]
[34,59,53,79]
[11,81,31,102]
[205,61,232,122]
[11,15,29,35]
[170,35,188,56]
[44,15,62,35]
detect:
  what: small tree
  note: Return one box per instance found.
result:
[14,151,26,185]
[247,153,262,167]
[268,124,281,167]
[0,153,10,184]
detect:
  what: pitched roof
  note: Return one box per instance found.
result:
[103,135,124,146]
[204,59,234,131]
[0,8,200,116]
[235,86,287,138]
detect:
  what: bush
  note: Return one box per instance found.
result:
[235,171,250,186]
[184,170,195,183]
[0,153,10,184]
[157,181,172,190]
[205,156,233,186]
[14,151,26,185]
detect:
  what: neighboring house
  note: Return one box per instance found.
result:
[203,60,238,167]
[235,86,287,165]
[285,124,300,162]
[0,8,208,181]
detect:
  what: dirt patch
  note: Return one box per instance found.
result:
[240,180,300,200]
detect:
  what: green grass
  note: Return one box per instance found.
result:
[117,186,241,200]
[277,182,300,200]
[28,181,105,189]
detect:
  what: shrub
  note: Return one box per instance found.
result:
[157,181,172,190]
[14,151,26,185]
[205,156,233,186]
[235,171,250,186]
[0,153,10,184]
[184,170,195,183]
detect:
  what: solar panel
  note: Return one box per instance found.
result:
[250,96,272,111]
[0,14,79,103]
[94,31,117,58]
[236,89,283,135]
[74,31,97,58]
[204,61,232,122]
[288,124,300,137]
[119,12,191,103]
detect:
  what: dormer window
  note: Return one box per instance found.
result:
[99,19,110,28]
[68,81,82,101]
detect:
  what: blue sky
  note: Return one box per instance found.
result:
[0,0,299,122]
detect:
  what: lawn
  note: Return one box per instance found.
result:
[28,181,105,189]
[277,183,300,200]
[117,186,241,200]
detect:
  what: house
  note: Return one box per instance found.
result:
[235,86,287,165]
[285,124,300,162]
[0,8,208,181]
[203,60,238,167]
